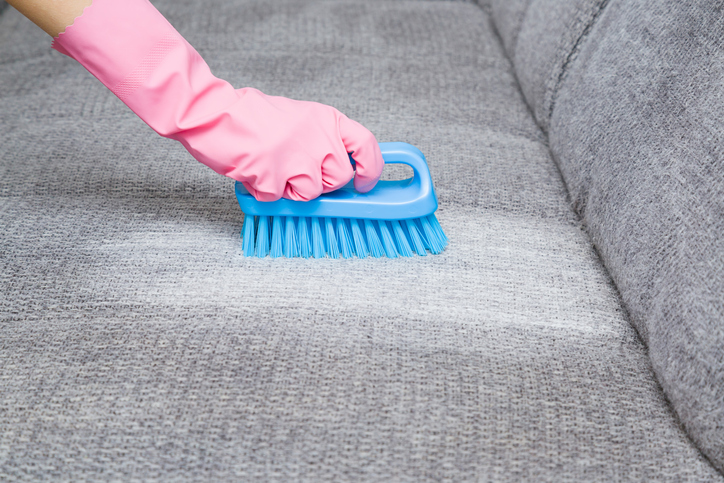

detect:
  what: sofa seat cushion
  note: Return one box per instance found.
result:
[0,1,720,480]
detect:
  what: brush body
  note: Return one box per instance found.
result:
[235,142,447,258]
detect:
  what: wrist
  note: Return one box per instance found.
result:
[6,0,92,37]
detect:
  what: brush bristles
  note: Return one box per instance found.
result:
[270,216,284,258]
[405,218,427,256]
[365,219,384,258]
[297,217,311,258]
[427,214,448,243]
[255,216,270,257]
[311,217,325,258]
[390,220,413,257]
[241,213,447,259]
[284,217,299,258]
[417,218,431,251]
[242,214,255,257]
[337,218,353,259]
[325,217,340,259]
[421,215,445,254]
[378,221,398,258]
[350,219,368,258]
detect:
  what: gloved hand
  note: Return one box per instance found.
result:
[52,0,384,201]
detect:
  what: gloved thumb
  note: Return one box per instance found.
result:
[338,115,384,193]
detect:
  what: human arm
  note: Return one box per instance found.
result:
[4,0,384,201]
[5,0,92,37]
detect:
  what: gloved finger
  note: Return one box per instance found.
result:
[283,166,324,201]
[241,175,285,202]
[282,175,322,201]
[338,115,384,193]
[320,151,355,195]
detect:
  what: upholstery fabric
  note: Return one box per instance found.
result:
[0,0,721,480]
[486,0,530,61]
[512,0,608,133]
[487,0,610,133]
[548,0,724,473]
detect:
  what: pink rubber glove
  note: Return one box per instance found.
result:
[51,0,384,201]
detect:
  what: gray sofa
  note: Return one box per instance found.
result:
[1,0,722,480]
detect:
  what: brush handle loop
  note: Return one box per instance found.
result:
[375,142,433,196]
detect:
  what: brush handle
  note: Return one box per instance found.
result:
[235,142,439,220]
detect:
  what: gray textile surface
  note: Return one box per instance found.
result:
[512,0,607,133]
[0,0,720,480]
[486,0,530,61]
[548,0,724,473]
[487,0,609,133]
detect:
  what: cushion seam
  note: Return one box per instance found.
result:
[545,0,612,125]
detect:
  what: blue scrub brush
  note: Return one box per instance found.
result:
[235,142,447,258]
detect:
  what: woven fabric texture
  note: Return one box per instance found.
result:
[547,0,724,472]
[0,0,720,480]
[511,0,607,133]
[487,0,611,134]
[486,0,530,61]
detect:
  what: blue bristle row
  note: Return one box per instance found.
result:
[365,219,385,258]
[405,218,427,256]
[336,218,353,259]
[420,216,444,254]
[428,214,448,243]
[284,217,299,258]
[414,218,431,250]
[270,216,284,258]
[242,213,446,258]
[311,217,325,258]
[378,221,399,258]
[255,216,270,257]
[325,217,340,259]
[297,217,311,258]
[390,220,413,257]
[350,219,368,258]
[242,214,255,257]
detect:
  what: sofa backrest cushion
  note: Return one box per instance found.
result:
[488,0,608,133]
[494,0,724,472]
[486,0,529,63]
